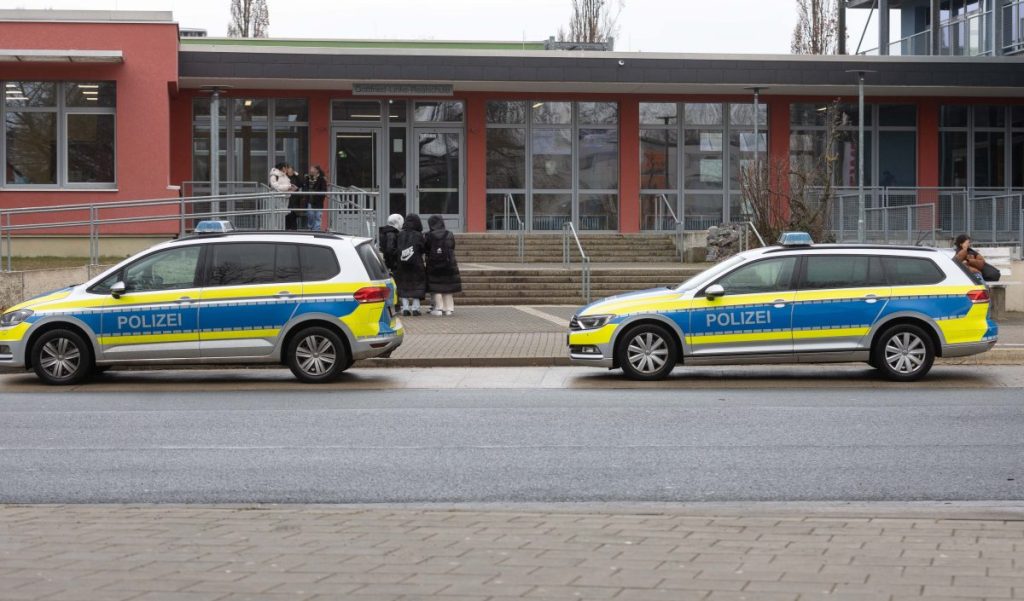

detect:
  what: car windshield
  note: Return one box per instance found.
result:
[676,254,748,292]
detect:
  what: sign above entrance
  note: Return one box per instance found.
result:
[352,83,454,97]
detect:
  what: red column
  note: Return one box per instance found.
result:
[767,96,791,222]
[465,93,488,233]
[309,93,331,180]
[916,99,941,230]
[618,97,640,233]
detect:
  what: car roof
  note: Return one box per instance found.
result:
[167,231,369,244]
[755,244,940,256]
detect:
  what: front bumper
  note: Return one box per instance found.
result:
[567,334,615,368]
[941,339,997,358]
[0,328,28,368]
[351,331,404,360]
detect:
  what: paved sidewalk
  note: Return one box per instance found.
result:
[2,504,1023,601]
[370,306,1024,368]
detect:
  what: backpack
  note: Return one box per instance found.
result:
[428,233,454,269]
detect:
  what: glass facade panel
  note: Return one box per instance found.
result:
[685,194,725,230]
[67,114,115,183]
[684,129,724,190]
[640,102,677,125]
[5,112,56,184]
[878,104,917,127]
[531,101,571,124]
[578,101,617,125]
[640,128,678,190]
[234,98,268,121]
[974,104,1006,128]
[579,194,618,230]
[486,101,527,124]
[532,193,572,230]
[389,127,408,189]
[729,103,768,127]
[233,122,268,183]
[273,125,307,176]
[1014,131,1024,189]
[332,100,381,122]
[940,131,969,187]
[941,105,969,127]
[641,193,678,231]
[414,101,464,122]
[486,192,526,231]
[728,130,766,187]
[878,131,916,187]
[66,82,116,108]
[531,128,572,189]
[3,81,56,107]
[578,128,618,190]
[387,100,407,122]
[486,128,526,189]
[974,131,1005,187]
[275,98,308,122]
[684,103,723,125]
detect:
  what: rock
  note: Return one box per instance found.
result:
[705,223,744,262]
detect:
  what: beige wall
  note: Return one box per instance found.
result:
[4,236,171,259]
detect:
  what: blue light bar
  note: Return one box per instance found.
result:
[777,231,813,246]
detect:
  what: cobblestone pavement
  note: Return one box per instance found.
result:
[1,504,1023,601]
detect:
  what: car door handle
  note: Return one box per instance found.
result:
[773,299,788,308]
[276,291,294,297]
[175,296,194,304]
[864,294,879,304]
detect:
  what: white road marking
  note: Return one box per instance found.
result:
[516,306,570,327]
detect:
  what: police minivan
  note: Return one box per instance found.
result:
[568,233,997,381]
[0,230,403,384]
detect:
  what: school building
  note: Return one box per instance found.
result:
[0,6,1023,247]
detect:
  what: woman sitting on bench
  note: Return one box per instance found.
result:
[954,234,1001,283]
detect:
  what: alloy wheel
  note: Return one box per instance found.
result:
[39,337,82,380]
[626,332,669,375]
[883,332,927,375]
[295,335,337,376]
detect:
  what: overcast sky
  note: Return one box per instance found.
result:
[10,0,895,55]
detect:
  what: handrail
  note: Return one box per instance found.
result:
[657,194,686,261]
[504,193,526,263]
[735,221,767,250]
[562,222,591,303]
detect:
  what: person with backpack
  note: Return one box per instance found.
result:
[954,233,1001,282]
[305,164,327,231]
[425,214,462,317]
[378,213,404,272]
[394,213,427,316]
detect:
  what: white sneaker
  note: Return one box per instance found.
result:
[444,310,454,316]
[430,310,443,316]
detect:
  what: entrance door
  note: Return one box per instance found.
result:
[414,129,463,232]
[333,128,380,190]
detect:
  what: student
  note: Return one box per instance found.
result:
[425,214,462,317]
[378,213,404,272]
[287,166,306,230]
[394,213,427,316]
[954,234,1000,282]
[270,163,298,230]
[305,165,327,231]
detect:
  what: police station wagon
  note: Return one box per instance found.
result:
[568,233,998,381]
[0,230,403,385]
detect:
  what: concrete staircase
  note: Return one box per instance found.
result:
[454,233,702,306]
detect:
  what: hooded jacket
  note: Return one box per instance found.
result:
[269,168,293,193]
[393,213,427,298]
[425,215,462,294]
[378,214,404,272]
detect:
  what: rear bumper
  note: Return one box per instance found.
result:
[351,332,403,360]
[941,339,997,358]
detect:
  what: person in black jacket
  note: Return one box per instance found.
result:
[425,214,462,317]
[305,165,327,231]
[286,165,305,230]
[378,213,404,272]
[394,213,427,316]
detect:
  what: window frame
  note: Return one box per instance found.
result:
[881,256,946,286]
[701,256,799,297]
[796,254,887,291]
[939,104,1022,193]
[89,244,205,295]
[1,80,117,189]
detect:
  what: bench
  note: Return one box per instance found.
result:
[939,247,1017,320]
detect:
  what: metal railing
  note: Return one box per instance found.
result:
[502,193,526,263]
[653,194,686,261]
[1004,0,1024,54]
[327,184,379,240]
[859,11,994,56]
[562,222,592,303]
[735,221,767,252]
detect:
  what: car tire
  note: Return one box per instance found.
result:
[872,323,935,382]
[31,328,93,386]
[616,323,679,381]
[286,326,349,383]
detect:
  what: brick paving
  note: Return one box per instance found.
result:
[2,505,1023,600]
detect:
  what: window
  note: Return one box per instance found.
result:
[414,101,464,123]
[641,101,766,231]
[883,257,945,286]
[209,243,277,286]
[123,247,202,292]
[356,242,389,280]
[192,97,308,185]
[2,81,116,187]
[715,257,796,295]
[300,245,340,281]
[939,104,1022,191]
[801,256,885,290]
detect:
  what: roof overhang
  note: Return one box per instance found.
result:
[0,49,124,63]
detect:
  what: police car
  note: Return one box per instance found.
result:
[568,232,998,382]
[0,229,403,385]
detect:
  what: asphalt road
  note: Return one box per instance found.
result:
[1,368,1022,504]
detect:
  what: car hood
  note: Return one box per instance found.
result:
[5,287,75,313]
[579,287,682,316]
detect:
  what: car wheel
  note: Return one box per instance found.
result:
[31,329,92,386]
[616,323,678,381]
[286,326,348,383]
[873,324,935,382]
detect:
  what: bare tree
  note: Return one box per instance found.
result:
[791,0,839,55]
[227,0,269,38]
[740,101,845,244]
[557,0,623,44]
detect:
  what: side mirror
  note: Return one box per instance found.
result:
[110,281,126,299]
[705,284,725,300]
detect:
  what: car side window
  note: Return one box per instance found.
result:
[715,257,796,295]
[300,245,341,282]
[123,246,202,292]
[800,256,886,289]
[883,257,945,286]
[208,243,285,287]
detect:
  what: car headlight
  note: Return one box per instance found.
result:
[576,314,613,330]
[0,309,33,327]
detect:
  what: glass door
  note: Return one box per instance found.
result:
[414,129,463,231]
[333,128,380,191]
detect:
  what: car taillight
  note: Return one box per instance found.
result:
[967,289,990,303]
[354,286,391,303]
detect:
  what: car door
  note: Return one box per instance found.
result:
[100,244,203,361]
[198,242,302,358]
[688,256,798,357]
[791,254,891,355]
